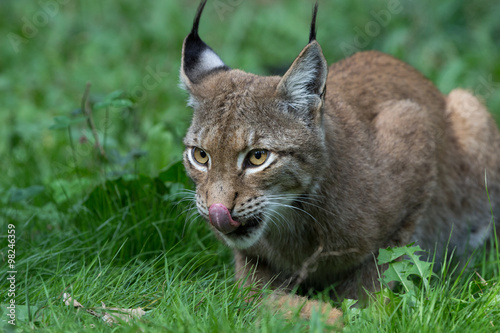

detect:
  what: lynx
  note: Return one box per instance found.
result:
[180,0,500,323]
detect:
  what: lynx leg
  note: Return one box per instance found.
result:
[443,89,500,250]
[233,251,287,290]
[371,99,438,214]
[370,99,438,254]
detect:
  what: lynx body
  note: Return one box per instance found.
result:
[180,1,500,302]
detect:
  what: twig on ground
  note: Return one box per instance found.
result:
[81,82,108,161]
[62,293,146,325]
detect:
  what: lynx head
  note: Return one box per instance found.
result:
[181,0,328,249]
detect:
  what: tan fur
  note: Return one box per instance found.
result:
[180,2,500,324]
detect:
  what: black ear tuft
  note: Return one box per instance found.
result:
[191,0,208,38]
[308,2,319,43]
[181,0,229,86]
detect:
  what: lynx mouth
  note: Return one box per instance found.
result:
[228,216,262,237]
[207,203,263,238]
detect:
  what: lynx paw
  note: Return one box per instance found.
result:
[267,293,343,327]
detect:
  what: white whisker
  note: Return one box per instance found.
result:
[264,195,328,234]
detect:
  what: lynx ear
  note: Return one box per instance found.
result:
[180,0,229,91]
[277,3,327,117]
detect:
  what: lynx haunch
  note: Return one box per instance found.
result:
[179,0,500,321]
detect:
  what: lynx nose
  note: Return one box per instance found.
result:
[208,203,241,234]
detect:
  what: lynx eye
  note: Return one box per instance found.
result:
[192,147,209,166]
[247,149,269,167]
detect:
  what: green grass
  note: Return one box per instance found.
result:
[1,0,500,331]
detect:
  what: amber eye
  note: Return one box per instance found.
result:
[247,149,269,167]
[192,147,209,165]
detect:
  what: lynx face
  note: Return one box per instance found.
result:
[180,1,328,249]
[182,72,327,249]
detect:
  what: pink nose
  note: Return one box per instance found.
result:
[208,203,241,234]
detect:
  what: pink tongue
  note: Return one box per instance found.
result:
[208,203,241,234]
